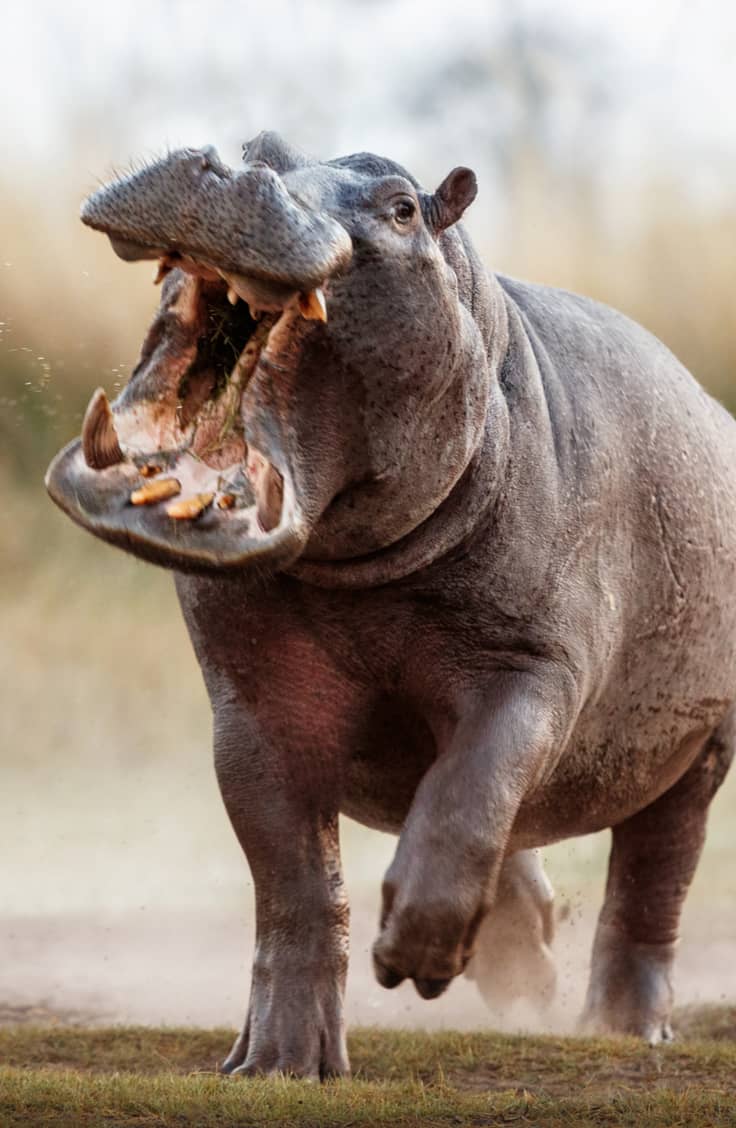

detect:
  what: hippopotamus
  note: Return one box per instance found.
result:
[46,131,736,1078]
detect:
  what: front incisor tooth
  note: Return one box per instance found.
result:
[130,478,181,505]
[298,287,327,322]
[166,492,215,520]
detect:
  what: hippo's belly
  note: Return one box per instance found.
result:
[340,694,438,834]
[342,577,736,844]
[343,686,735,847]
[512,604,736,847]
[512,712,722,850]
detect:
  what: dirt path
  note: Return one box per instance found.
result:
[2,894,734,1032]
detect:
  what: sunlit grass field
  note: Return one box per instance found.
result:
[1,1013,735,1127]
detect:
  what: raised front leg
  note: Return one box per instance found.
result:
[214,706,350,1079]
[372,672,571,999]
[582,709,735,1043]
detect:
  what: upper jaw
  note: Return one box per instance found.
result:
[79,145,352,294]
[148,248,329,321]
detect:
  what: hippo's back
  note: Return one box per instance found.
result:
[499,273,736,469]
[496,273,736,573]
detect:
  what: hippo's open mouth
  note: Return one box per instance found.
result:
[45,144,352,571]
[46,262,330,570]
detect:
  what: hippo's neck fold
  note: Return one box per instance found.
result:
[289,271,510,590]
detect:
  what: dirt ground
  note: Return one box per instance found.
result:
[2,887,735,1034]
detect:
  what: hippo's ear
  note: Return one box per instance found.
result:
[428,167,478,232]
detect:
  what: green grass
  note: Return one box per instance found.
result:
[1,1013,735,1127]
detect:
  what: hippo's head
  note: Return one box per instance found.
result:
[46,131,499,574]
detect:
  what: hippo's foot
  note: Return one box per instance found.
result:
[465,850,557,1012]
[372,687,568,999]
[580,923,675,1044]
[220,960,349,1080]
[372,854,485,998]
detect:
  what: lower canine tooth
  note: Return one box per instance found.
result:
[130,478,181,505]
[166,492,214,520]
[298,287,327,322]
[82,387,124,470]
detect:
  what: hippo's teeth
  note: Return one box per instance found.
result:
[298,287,327,322]
[166,492,214,520]
[153,258,170,285]
[82,388,124,470]
[130,478,181,506]
[227,287,239,306]
[139,463,163,478]
[217,492,236,510]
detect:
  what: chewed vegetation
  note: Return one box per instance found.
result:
[1,1010,735,1127]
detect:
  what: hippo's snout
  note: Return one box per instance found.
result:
[80,146,353,299]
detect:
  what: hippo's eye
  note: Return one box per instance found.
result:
[392,199,416,226]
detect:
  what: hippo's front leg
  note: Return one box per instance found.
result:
[214,706,350,1079]
[373,673,570,998]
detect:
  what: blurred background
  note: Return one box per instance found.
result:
[1,0,734,1030]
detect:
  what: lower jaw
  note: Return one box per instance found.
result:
[46,285,313,571]
[45,433,307,573]
[47,242,352,571]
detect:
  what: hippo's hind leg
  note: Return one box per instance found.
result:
[582,710,735,1043]
[465,850,557,1012]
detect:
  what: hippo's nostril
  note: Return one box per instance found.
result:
[199,146,229,178]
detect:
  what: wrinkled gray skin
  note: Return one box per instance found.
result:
[47,131,736,1078]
